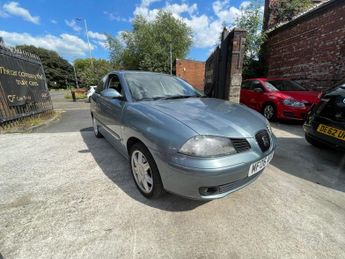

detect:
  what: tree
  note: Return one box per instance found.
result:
[272,0,312,24]
[106,36,125,69]
[16,45,74,89]
[107,11,192,73]
[74,58,113,86]
[234,2,266,78]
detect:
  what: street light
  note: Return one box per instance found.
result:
[76,17,93,69]
[72,64,79,89]
[170,43,172,75]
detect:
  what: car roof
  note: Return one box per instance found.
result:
[244,78,291,81]
[112,70,172,76]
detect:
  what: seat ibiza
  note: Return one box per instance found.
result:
[90,71,276,200]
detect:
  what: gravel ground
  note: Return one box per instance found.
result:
[0,95,344,258]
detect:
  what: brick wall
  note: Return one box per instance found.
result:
[265,0,345,90]
[175,59,205,91]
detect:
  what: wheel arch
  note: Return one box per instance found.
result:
[261,101,276,112]
[127,137,146,155]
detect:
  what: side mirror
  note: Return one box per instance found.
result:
[254,87,264,93]
[101,88,122,99]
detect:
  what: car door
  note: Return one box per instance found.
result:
[99,73,127,153]
[91,76,107,123]
[240,81,252,106]
[241,80,258,109]
[249,80,266,111]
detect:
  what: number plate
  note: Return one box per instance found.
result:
[317,124,345,141]
[248,152,274,177]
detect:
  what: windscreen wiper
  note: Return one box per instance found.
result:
[161,95,200,100]
[137,96,166,101]
[138,95,203,101]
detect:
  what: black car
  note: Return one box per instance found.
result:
[304,81,345,151]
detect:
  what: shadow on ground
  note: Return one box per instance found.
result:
[80,127,207,211]
[272,136,345,192]
[270,121,305,138]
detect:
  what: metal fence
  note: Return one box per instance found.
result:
[0,43,53,125]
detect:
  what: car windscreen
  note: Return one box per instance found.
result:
[124,72,202,101]
[265,80,307,91]
[324,81,345,96]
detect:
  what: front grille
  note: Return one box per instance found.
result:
[199,173,261,196]
[218,173,261,194]
[231,138,251,153]
[255,130,271,153]
[283,111,296,118]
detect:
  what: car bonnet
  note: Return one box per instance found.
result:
[146,98,268,138]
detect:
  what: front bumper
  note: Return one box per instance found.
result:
[277,105,310,120]
[304,122,345,151]
[152,136,277,200]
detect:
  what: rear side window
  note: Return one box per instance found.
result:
[96,76,107,93]
[251,80,263,91]
[241,81,251,89]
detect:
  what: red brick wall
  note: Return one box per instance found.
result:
[175,59,205,91]
[265,0,345,90]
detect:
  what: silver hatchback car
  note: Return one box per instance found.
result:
[90,71,276,200]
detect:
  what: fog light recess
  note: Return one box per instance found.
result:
[199,186,219,196]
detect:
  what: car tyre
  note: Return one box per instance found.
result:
[263,103,276,121]
[129,142,164,199]
[92,115,103,138]
[305,134,326,148]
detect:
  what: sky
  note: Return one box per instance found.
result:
[0,0,259,63]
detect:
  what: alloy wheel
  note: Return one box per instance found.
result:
[131,150,153,193]
[92,116,98,135]
[264,105,275,120]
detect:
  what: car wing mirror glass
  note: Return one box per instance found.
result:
[254,87,264,93]
[101,88,123,99]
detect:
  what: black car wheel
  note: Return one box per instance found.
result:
[263,103,276,121]
[129,142,164,198]
[92,115,103,138]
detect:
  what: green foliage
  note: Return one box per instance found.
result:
[16,45,74,89]
[106,36,125,69]
[73,58,113,86]
[272,0,312,23]
[234,2,266,78]
[107,11,192,73]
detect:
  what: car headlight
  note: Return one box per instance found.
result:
[266,123,273,135]
[179,136,236,157]
[282,98,305,108]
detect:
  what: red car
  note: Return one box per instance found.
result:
[240,78,321,121]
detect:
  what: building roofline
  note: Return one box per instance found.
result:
[266,0,341,35]
[176,58,205,63]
